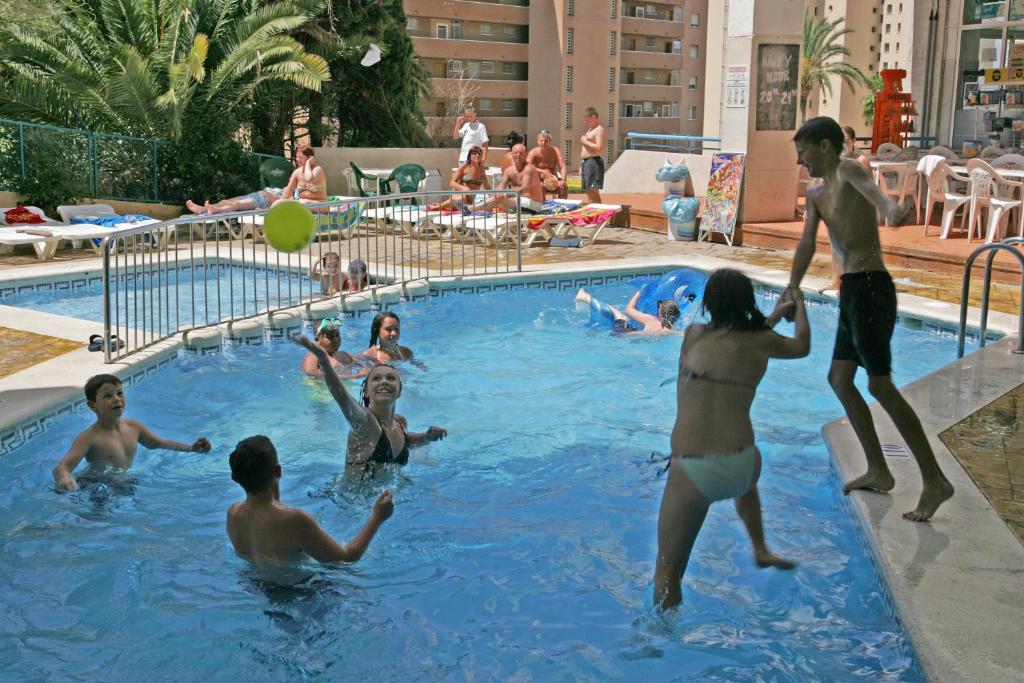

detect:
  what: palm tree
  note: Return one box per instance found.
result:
[861,73,884,126]
[800,9,872,121]
[0,0,331,140]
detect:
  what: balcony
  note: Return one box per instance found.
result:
[423,58,528,81]
[621,35,682,55]
[620,83,681,100]
[620,16,683,38]
[619,49,684,69]
[412,36,530,62]
[406,0,528,24]
[622,3,683,23]
[618,116,683,134]
[428,77,528,99]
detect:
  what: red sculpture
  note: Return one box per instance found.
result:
[871,69,917,153]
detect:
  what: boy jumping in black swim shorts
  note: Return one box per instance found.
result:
[784,117,953,522]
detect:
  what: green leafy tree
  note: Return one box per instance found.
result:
[0,0,331,141]
[800,9,872,120]
[861,73,884,126]
[320,0,430,147]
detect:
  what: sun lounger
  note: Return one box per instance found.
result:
[242,200,365,241]
[0,205,63,227]
[0,227,62,260]
[524,203,622,246]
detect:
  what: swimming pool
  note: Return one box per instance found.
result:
[1,273,965,680]
[0,262,309,326]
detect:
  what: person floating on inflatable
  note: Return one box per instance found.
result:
[575,269,706,336]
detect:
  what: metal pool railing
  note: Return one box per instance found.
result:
[100,190,524,362]
[956,237,1024,358]
[624,133,722,153]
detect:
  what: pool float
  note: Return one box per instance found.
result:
[636,269,706,315]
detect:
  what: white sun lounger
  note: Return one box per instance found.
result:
[522,203,623,246]
[0,227,62,260]
[242,201,364,241]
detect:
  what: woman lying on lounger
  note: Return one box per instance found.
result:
[428,146,491,212]
[296,337,445,472]
[654,269,807,609]
[186,146,328,215]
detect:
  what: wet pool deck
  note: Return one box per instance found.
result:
[0,217,1022,681]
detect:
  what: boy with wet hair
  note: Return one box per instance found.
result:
[226,435,394,564]
[785,116,953,522]
[52,374,211,492]
[300,319,367,378]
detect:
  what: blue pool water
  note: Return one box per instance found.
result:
[0,276,965,680]
[0,264,309,325]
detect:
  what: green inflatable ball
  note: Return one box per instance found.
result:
[263,201,315,253]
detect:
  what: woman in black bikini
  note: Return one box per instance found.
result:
[429,146,491,211]
[296,337,446,472]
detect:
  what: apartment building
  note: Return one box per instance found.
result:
[404,0,708,166]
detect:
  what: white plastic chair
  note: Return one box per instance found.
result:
[926,145,959,161]
[980,145,1006,160]
[893,146,920,161]
[965,158,1023,243]
[991,153,1024,170]
[875,143,902,161]
[921,161,970,238]
[876,161,921,223]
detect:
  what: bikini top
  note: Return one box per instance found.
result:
[367,412,409,466]
[297,171,326,194]
[679,365,757,392]
[459,167,484,189]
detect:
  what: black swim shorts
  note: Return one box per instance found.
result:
[833,270,897,376]
[582,157,604,190]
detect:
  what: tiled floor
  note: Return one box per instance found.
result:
[940,385,1024,546]
[0,327,83,379]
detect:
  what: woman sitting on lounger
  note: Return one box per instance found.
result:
[653,269,807,609]
[296,337,445,472]
[186,147,328,215]
[428,146,490,212]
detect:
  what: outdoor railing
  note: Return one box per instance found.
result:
[957,237,1024,358]
[100,190,524,362]
[0,117,287,204]
[624,133,722,153]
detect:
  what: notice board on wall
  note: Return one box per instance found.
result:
[755,43,799,131]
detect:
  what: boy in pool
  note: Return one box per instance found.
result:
[784,116,953,522]
[227,435,394,564]
[52,374,211,492]
[575,288,681,336]
[300,319,368,379]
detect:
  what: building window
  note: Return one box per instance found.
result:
[610,0,617,18]
[480,23,492,35]
[645,36,656,48]
[608,102,615,127]
[482,61,494,74]
[449,59,464,74]
[885,23,890,33]
[568,0,574,16]
[502,99,515,111]
[609,67,616,91]
[610,31,617,55]
[407,17,420,30]
[606,140,613,164]
[689,44,699,59]
[566,65,573,91]
[564,141,572,166]
[479,98,492,110]
[565,103,573,128]
[504,25,516,37]
[883,42,889,51]
[690,13,700,26]
[643,69,654,81]
[688,105,698,120]
[502,62,515,75]
[436,24,448,39]
[688,75,698,90]
[567,27,574,54]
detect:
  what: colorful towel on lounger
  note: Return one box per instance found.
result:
[526,206,617,231]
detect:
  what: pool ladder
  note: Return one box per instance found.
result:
[957,236,1024,358]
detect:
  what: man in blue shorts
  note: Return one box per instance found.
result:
[783,116,953,522]
[579,107,606,204]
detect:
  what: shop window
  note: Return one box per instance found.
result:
[963,0,1006,23]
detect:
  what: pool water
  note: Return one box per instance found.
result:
[0,276,962,680]
[0,264,309,326]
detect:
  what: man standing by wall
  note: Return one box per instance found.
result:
[580,107,606,204]
[453,106,490,165]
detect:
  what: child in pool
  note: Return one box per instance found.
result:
[575,287,681,336]
[654,269,806,608]
[52,374,211,492]
[309,252,343,296]
[227,435,393,564]
[300,319,368,379]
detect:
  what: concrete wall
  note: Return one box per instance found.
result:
[0,191,183,220]
[603,149,712,195]
[314,147,469,196]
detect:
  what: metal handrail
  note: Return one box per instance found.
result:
[957,237,1024,358]
[624,133,722,153]
[100,189,525,362]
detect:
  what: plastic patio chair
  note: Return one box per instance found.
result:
[875,161,921,223]
[966,158,1023,243]
[921,161,970,238]
[349,161,382,197]
[875,143,902,161]
[382,163,427,199]
[991,153,1024,170]
[259,157,293,189]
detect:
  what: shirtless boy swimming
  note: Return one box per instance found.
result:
[227,435,393,564]
[784,116,953,522]
[52,374,211,492]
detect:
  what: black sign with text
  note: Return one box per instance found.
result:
[755,43,800,131]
